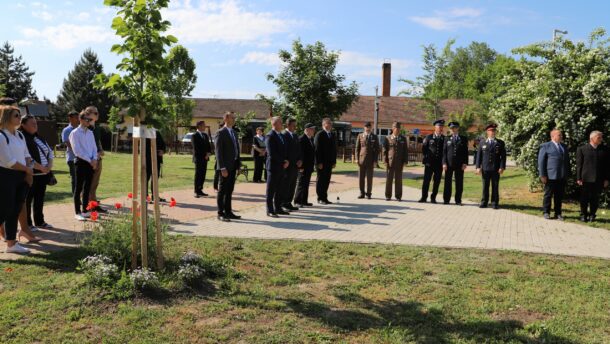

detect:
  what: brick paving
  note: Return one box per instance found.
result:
[2,168,609,260]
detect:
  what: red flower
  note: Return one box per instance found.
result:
[169,199,177,207]
[90,211,99,221]
[86,200,99,211]
[128,193,133,199]
[4,267,13,273]
[114,203,122,210]
[170,197,176,202]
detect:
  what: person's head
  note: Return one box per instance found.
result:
[271,116,283,131]
[486,124,497,138]
[364,122,372,134]
[223,111,236,127]
[590,130,603,145]
[433,120,445,134]
[20,115,37,135]
[85,106,99,123]
[550,129,563,143]
[392,122,401,136]
[196,120,205,131]
[67,110,80,127]
[256,127,264,136]
[0,97,17,106]
[0,105,21,131]
[79,111,93,127]
[286,118,297,132]
[322,117,332,131]
[304,123,316,137]
[448,121,460,135]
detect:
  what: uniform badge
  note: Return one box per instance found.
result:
[483,145,487,149]
[430,139,435,143]
[447,141,452,145]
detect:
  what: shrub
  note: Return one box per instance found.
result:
[78,254,119,287]
[130,268,160,291]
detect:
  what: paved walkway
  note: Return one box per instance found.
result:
[2,167,609,260]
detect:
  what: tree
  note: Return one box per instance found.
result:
[0,42,36,101]
[56,49,114,122]
[265,39,359,128]
[491,28,610,203]
[158,45,197,141]
[95,0,180,270]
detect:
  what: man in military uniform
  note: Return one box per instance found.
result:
[475,124,507,209]
[281,118,302,212]
[355,122,379,199]
[419,119,445,203]
[442,121,469,205]
[383,122,409,201]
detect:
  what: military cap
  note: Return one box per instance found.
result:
[433,119,445,126]
[448,121,460,128]
[364,121,372,127]
[485,123,498,131]
[304,123,316,129]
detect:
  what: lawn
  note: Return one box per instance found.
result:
[403,165,610,231]
[46,152,359,204]
[1,237,609,343]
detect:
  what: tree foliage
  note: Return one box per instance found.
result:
[57,49,114,122]
[0,41,36,101]
[491,28,610,201]
[264,39,359,128]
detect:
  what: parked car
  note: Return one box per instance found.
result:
[182,132,195,143]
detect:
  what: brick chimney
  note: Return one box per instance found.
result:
[382,60,391,97]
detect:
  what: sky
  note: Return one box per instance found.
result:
[2,0,609,102]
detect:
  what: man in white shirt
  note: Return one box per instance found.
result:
[69,112,98,221]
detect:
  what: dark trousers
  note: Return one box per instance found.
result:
[67,160,76,195]
[74,160,94,214]
[580,182,602,217]
[421,164,442,200]
[26,173,50,226]
[316,165,333,201]
[385,166,403,200]
[294,169,313,205]
[0,168,27,241]
[146,161,162,197]
[542,179,565,215]
[281,165,298,206]
[359,163,374,196]
[481,170,500,206]
[217,169,236,216]
[253,156,266,182]
[443,167,464,203]
[213,168,220,190]
[194,159,208,194]
[266,168,284,213]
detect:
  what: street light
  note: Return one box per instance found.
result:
[553,29,568,41]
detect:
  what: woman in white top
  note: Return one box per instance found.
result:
[0,105,34,254]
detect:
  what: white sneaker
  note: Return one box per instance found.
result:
[5,243,30,254]
[74,213,88,221]
[30,226,39,232]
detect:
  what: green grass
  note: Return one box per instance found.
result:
[1,237,609,343]
[47,152,359,204]
[404,166,610,230]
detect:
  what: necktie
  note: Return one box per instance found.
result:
[327,131,331,139]
[229,129,238,156]
[278,132,284,145]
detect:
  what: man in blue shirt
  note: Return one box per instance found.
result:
[61,110,79,195]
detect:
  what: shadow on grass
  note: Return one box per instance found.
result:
[281,295,576,343]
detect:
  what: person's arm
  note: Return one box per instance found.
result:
[355,135,361,163]
[314,132,323,169]
[215,131,226,170]
[538,144,547,183]
[442,139,449,169]
[475,140,482,171]
[403,139,409,164]
[461,137,469,167]
[382,139,389,165]
[499,141,507,171]
[70,130,92,163]
[576,146,583,184]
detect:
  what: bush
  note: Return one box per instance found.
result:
[130,268,160,291]
[78,254,119,287]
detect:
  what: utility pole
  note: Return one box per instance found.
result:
[374,86,379,135]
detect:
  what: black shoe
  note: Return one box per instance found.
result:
[217,215,231,222]
[418,198,426,203]
[366,195,371,200]
[201,192,209,197]
[443,201,450,205]
[430,199,437,204]
[580,215,589,222]
[590,215,597,222]
[479,203,488,208]
[556,215,564,221]
[318,200,331,205]
[358,194,365,199]
[194,193,203,198]
[267,212,278,218]
[277,210,290,215]
[396,198,401,202]
[304,203,313,206]
[294,203,304,208]
[543,213,551,220]
[456,202,463,206]
[226,213,241,220]
[95,207,108,213]
[386,198,391,201]
[492,204,499,210]
[287,204,299,211]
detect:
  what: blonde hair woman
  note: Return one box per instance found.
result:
[0,105,34,254]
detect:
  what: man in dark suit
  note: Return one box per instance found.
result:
[214,112,241,222]
[475,124,507,209]
[192,120,212,198]
[146,129,166,202]
[419,120,445,203]
[314,117,337,204]
[355,122,379,199]
[538,129,570,220]
[294,123,316,207]
[252,127,267,183]
[265,116,289,217]
[281,118,303,211]
[576,130,609,222]
[442,121,469,205]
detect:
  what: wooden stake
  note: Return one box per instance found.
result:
[150,132,164,269]
[140,132,148,268]
[131,117,140,271]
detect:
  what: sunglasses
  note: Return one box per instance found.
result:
[83,117,93,122]
[12,112,21,118]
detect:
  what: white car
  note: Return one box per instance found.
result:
[181,133,195,143]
